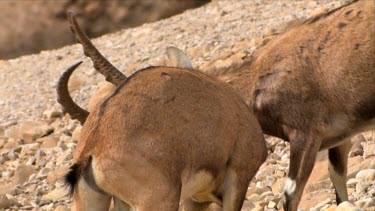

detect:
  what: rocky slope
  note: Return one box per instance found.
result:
[0,1,374,210]
[0,0,208,59]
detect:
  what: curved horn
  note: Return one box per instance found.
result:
[57,61,89,124]
[67,11,126,86]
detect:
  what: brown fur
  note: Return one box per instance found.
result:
[59,12,267,211]
[221,1,374,210]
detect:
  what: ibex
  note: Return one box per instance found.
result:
[215,0,374,210]
[57,11,267,210]
[168,0,374,210]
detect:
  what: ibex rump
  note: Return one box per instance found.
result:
[57,12,267,211]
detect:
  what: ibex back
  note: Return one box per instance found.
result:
[57,12,267,211]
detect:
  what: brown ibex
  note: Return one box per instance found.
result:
[57,11,267,210]
[217,1,374,210]
[169,0,374,210]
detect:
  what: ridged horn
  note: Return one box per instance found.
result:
[67,10,126,86]
[57,61,89,124]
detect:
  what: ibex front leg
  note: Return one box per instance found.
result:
[283,133,321,211]
[328,141,350,204]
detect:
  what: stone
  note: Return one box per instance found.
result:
[13,165,36,185]
[313,198,332,210]
[355,181,368,194]
[38,136,59,148]
[337,201,364,211]
[355,198,375,209]
[309,7,328,19]
[71,125,82,143]
[260,191,274,200]
[2,170,14,179]
[47,166,70,185]
[19,121,54,143]
[20,143,40,156]
[356,169,375,180]
[305,179,331,194]
[37,168,52,179]
[41,186,69,201]
[54,205,69,211]
[42,110,63,119]
[246,185,266,196]
[247,194,261,203]
[369,159,375,169]
[242,200,256,210]
[347,178,362,188]
[363,142,375,159]
[268,200,277,209]
[56,151,72,166]
[325,205,338,211]
[348,170,360,180]
[0,194,12,209]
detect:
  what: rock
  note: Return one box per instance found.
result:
[369,159,375,169]
[309,7,328,19]
[0,194,12,209]
[260,191,274,200]
[2,170,15,179]
[325,205,338,211]
[19,121,54,143]
[362,142,375,158]
[187,45,209,58]
[267,200,277,209]
[4,126,21,141]
[13,165,36,185]
[242,200,256,210]
[247,194,261,203]
[38,136,59,148]
[311,198,332,211]
[37,168,52,179]
[355,181,368,194]
[355,198,375,210]
[348,170,360,180]
[347,178,361,188]
[68,77,85,92]
[47,166,70,185]
[246,185,266,196]
[56,151,72,166]
[71,125,82,143]
[1,120,17,128]
[41,186,69,201]
[356,169,375,181]
[336,201,362,211]
[54,205,69,211]
[306,1,318,8]
[20,143,40,156]
[42,110,63,119]
[305,179,331,194]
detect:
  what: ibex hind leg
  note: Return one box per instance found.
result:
[72,178,111,211]
[222,140,265,210]
[328,141,350,204]
[182,198,211,211]
[137,183,181,211]
[283,133,321,211]
[113,197,132,211]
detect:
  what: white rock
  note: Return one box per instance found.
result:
[337,201,363,211]
[356,169,375,180]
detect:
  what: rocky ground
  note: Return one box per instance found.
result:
[0,1,374,210]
